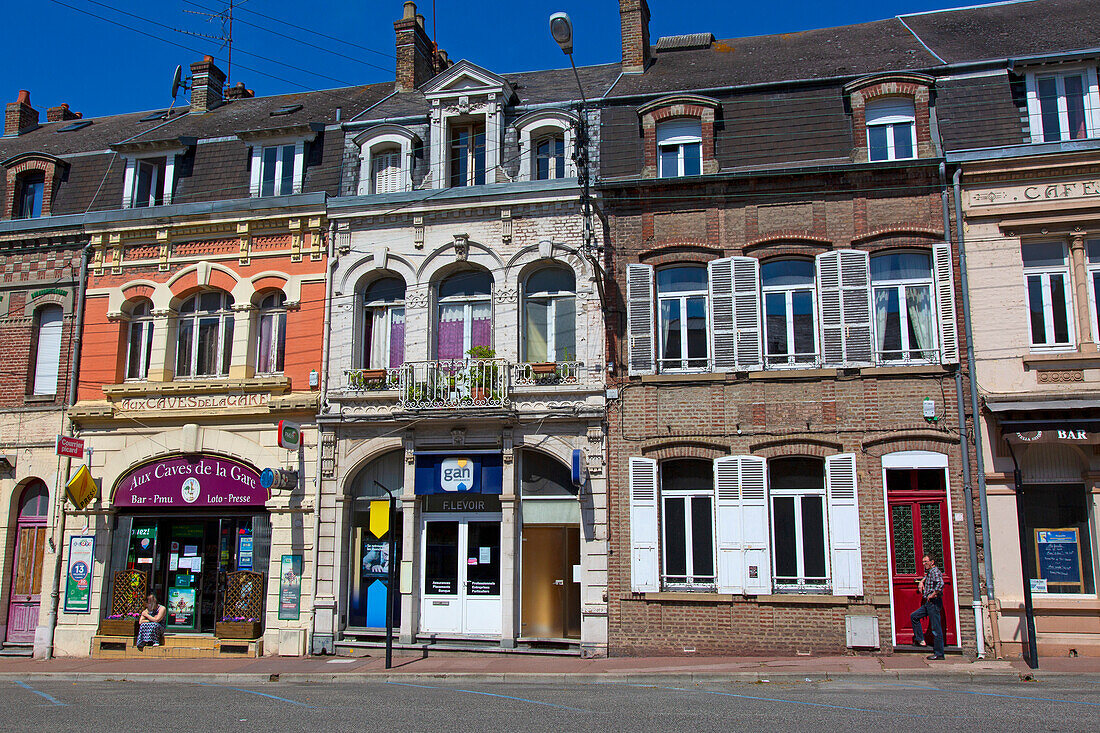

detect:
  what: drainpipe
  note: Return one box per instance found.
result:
[308,222,338,654]
[941,164,985,658]
[952,168,995,603]
[37,242,93,660]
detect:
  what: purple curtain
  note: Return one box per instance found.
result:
[389,311,405,367]
[438,319,464,360]
[471,316,491,350]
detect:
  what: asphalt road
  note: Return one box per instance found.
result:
[1,676,1099,732]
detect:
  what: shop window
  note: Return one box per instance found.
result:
[659,459,716,590]
[535,134,566,180]
[871,251,936,363]
[762,259,818,367]
[15,171,44,219]
[449,123,486,187]
[1022,241,1074,350]
[1022,484,1096,595]
[361,277,405,369]
[175,291,234,378]
[520,450,578,498]
[126,300,155,381]
[371,146,403,195]
[1026,68,1100,143]
[260,143,296,196]
[30,304,63,395]
[255,292,287,375]
[436,270,492,360]
[769,457,829,592]
[522,267,575,363]
[866,98,916,162]
[657,119,702,178]
[657,265,709,371]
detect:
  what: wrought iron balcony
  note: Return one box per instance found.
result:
[512,360,584,386]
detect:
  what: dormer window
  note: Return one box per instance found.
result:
[353,125,418,196]
[371,147,402,194]
[535,135,566,180]
[449,122,486,187]
[133,158,166,208]
[261,144,296,196]
[15,172,44,219]
[657,120,702,178]
[515,110,576,182]
[1026,67,1099,143]
[866,98,916,162]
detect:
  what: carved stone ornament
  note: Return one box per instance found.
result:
[453,233,470,261]
[494,285,518,304]
[451,427,466,446]
[1037,370,1084,383]
[406,287,429,309]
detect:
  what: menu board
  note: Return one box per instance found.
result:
[1034,528,1083,591]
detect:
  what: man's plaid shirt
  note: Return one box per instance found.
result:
[923,565,944,600]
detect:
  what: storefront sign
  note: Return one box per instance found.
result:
[64,535,95,613]
[117,393,270,412]
[968,178,1100,208]
[1035,528,1083,590]
[1006,429,1100,445]
[278,420,301,450]
[113,455,266,508]
[414,454,503,496]
[56,435,85,458]
[423,493,502,513]
[279,554,303,620]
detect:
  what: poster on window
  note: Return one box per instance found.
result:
[362,541,389,579]
[1035,528,1083,591]
[278,554,303,620]
[167,587,197,629]
[64,535,95,613]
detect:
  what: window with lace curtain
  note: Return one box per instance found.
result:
[126,300,155,380]
[436,270,492,360]
[522,267,575,363]
[361,277,405,369]
[871,252,935,363]
[175,291,233,378]
[255,292,287,375]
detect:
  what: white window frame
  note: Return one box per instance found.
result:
[515,112,576,182]
[866,97,917,162]
[659,463,717,591]
[370,149,403,195]
[1022,241,1076,351]
[657,119,703,178]
[435,273,493,360]
[31,304,63,396]
[522,267,576,363]
[1085,238,1100,344]
[769,466,830,593]
[121,149,183,208]
[354,126,418,196]
[448,121,487,188]
[533,133,567,181]
[247,136,310,198]
[361,278,406,370]
[870,252,938,364]
[1025,66,1100,143]
[175,291,234,378]
[656,265,710,372]
[761,259,819,368]
[254,292,287,375]
[125,301,155,381]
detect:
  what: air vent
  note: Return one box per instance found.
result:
[655,33,715,52]
[270,104,302,117]
[57,120,92,132]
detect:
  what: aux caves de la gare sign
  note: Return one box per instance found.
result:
[112,455,267,509]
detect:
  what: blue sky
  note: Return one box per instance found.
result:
[8,1,1001,118]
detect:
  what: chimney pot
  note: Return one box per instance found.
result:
[16,90,30,106]
[403,1,416,20]
[416,14,425,28]
[6,90,39,135]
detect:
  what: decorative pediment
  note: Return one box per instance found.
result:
[422,60,513,102]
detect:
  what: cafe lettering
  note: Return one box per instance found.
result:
[113,455,267,508]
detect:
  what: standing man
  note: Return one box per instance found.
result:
[910,554,946,660]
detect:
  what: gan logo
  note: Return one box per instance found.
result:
[181,477,201,504]
[440,458,474,493]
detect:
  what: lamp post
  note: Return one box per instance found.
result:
[550,12,593,251]
[373,480,398,669]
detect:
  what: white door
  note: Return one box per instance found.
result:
[420,515,502,637]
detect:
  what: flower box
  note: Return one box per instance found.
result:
[99,618,137,637]
[360,369,386,380]
[215,621,262,639]
[530,362,558,374]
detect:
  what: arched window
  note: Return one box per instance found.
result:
[871,252,935,362]
[362,277,405,369]
[30,304,63,395]
[762,259,817,367]
[18,481,49,521]
[866,98,916,162]
[371,145,403,194]
[175,291,233,378]
[534,134,566,180]
[437,270,492,360]
[126,300,155,380]
[255,292,287,375]
[769,456,828,592]
[657,265,708,371]
[520,450,578,498]
[657,119,702,178]
[523,267,576,363]
[660,459,715,589]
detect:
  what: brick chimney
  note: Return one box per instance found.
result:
[394,2,436,92]
[226,81,255,100]
[46,103,82,122]
[189,55,226,113]
[5,90,39,136]
[620,0,652,73]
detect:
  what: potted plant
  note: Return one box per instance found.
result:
[99,612,139,637]
[466,346,497,401]
[215,616,262,639]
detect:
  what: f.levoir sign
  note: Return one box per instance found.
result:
[113,455,266,508]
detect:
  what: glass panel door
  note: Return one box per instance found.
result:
[421,520,461,634]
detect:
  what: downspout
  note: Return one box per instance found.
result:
[308,221,338,654]
[941,163,985,658]
[952,168,995,600]
[38,241,92,660]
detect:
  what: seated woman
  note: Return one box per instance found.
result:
[136,593,166,649]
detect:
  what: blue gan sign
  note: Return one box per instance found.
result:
[414,454,503,495]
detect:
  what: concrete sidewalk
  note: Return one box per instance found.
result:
[0,651,1096,684]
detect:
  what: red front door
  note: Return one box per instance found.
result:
[887,468,957,646]
[6,483,49,644]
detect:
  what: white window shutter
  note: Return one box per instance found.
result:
[629,457,659,592]
[815,250,872,366]
[626,264,655,375]
[33,305,63,396]
[732,257,762,370]
[739,456,771,595]
[825,453,864,596]
[708,258,736,371]
[713,456,743,594]
[816,251,844,365]
[933,242,959,364]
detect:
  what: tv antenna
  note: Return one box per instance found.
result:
[181,0,248,86]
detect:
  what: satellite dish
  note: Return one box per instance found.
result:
[171,65,183,100]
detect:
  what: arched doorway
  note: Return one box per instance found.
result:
[6,481,49,644]
[345,450,403,631]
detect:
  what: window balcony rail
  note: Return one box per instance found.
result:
[873,349,939,366]
[512,360,584,386]
[398,358,509,410]
[657,357,713,373]
[344,367,403,391]
[764,352,822,369]
[773,578,832,594]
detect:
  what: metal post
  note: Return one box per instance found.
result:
[375,481,397,669]
[1005,444,1038,668]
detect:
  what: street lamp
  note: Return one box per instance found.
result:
[549,12,574,56]
[373,480,398,669]
[549,11,593,254]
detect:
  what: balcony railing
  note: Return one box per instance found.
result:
[512,360,584,386]
[344,367,403,391]
[399,359,509,409]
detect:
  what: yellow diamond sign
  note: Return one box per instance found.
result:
[66,464,98,510]
[369,500,390,539]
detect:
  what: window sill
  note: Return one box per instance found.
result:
[748,368,838,380]
[640,372,728,384]
[632,591,858,605]
[23,394,59,404]
[1000,596,1100,612]
[102,375,290,397]
[1022,351,1100,370]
